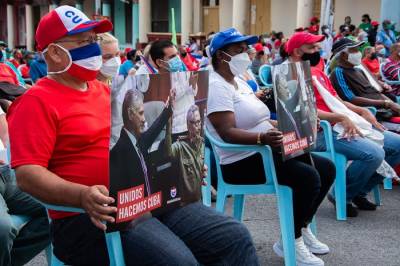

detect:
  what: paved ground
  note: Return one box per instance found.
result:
[27,185,400,266]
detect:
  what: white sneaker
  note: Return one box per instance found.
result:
[273,238,325,266]
[301,226,330,255]
[295,237,325,266]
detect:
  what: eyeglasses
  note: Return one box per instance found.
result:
[55,36,103,46]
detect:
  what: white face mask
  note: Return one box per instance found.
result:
[100,56,121,78]
[347,51,362,66]
[223,51,251,76]
[323,28,330,35]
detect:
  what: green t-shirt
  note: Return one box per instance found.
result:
[359,22,372,32]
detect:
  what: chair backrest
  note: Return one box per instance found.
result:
[204,128,278,188]
[258,64,273,88]
[379,63,400,85]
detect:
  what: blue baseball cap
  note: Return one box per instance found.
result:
[209,28,258,56]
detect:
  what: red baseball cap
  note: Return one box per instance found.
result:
[371,21,380,27]
[253,43,264,52]
[286,32,325,54]
[36,5,113,51]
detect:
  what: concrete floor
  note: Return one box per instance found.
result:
[27,185,400,266]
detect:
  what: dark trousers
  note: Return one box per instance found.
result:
[221,153,335,238]
[0,166,50,266]
[51,202,259,266]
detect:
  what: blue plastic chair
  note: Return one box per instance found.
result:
[315,120,390,220]
[201,147,212,207]
[258,64,273,88]
[42,204,126,266]
[205,129,308,266]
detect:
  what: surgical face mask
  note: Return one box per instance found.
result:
[222,51,251,76]
[162,56,184,72]
[100,56,121,78]
[323,28,330,35]
[378,48,386,57]
[44,42,102,81]
[347,51,362,66]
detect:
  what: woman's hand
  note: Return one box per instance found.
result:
[262,129,283,147]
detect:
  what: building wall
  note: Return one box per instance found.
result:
[219,0,233,31]
[271,0,297,37]
[333,0,381,30]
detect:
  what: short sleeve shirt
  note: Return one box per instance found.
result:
[311,67,338,113]
[206,71,273,165]
[7,78,110,219]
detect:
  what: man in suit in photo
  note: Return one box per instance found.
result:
[109,89,173,229]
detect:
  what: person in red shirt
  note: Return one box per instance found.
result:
[287,31,400,218]
[362,46,380,76]
[9,6,258,266]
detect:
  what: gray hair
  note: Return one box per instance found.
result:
[186,105,200,123]
[122,89,144,125]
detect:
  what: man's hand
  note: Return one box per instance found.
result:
[80,185,117,231]
[340,116,363,140]
[255,90,267,99]
[128,68,137,76]
[382,83,393,92]
[262,129,283,147]
[360,109,386,131]
[189,73,199,88]
[389,102,400,115]
[165,88,176,110]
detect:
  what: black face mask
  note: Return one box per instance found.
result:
[370,52,378,60]
[181,52,187,57]
[301,51,321,67]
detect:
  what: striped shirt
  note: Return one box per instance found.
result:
[382,58,400,95]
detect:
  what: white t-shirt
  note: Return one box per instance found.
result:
[206,71,273,165]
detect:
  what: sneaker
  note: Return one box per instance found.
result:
[352,196,377,211]
[327,194,358,217]
[301,226,330,255]
[273,238,325,266]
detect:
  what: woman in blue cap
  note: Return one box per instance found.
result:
[206,28,335,266]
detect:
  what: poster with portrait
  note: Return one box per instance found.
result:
[272,61,318,161]
[108,70,209,231]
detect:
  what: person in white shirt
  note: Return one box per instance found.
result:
[206,28,335,266]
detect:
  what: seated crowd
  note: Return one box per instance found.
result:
[1,6,400,266]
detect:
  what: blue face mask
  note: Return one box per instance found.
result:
[164,56,185,72]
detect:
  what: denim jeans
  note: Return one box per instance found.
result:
[0,166,50,266]
[52,202,259,266]
[316,130,400,201]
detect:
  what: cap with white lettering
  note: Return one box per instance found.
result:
[35,5,113,51]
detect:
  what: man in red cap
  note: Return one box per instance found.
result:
[287,32,400,221]
[8,6,259,266]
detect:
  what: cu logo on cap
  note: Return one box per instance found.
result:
[65,10,83,24]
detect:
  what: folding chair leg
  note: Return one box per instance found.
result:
[334,156,347,221]
[276,185,296,266]
[105,232,126,266]
[46,244,63,266]
[384,178,393,190]
[215,188,227,214]
[233,195,245,222]
[309,216,317,236]
[372,185,381,206]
